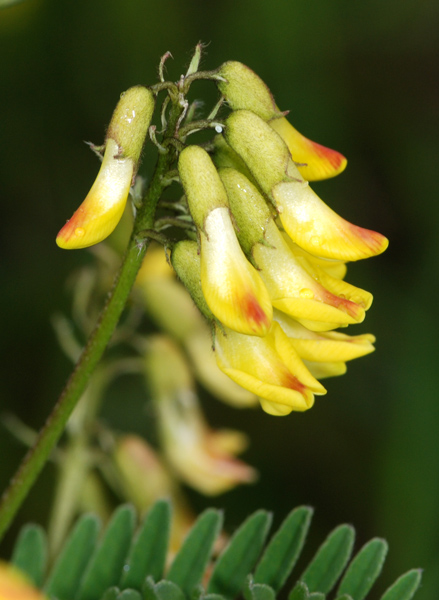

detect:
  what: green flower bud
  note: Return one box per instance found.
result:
[106,85,155,167]
[217,61,282,121]
[218,167,272,256]
[178,145,228,229]
[171,240,214,322]
[224,109,294,198]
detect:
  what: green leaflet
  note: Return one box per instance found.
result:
[45,513,101,600]
[208,510,272,600]
[144,578,186,600]
[301,524,355,594]
[336,538,388,600]
[288,582,310,600]
[11,523,47,587]
[254,506,313,592]
[116,589,142,600]
[120,499,171,589]
[167,508,223,597]
[380,570,423,600]
[243,578,276,600]
[76,505,136,600]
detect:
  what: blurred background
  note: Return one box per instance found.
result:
[0,0,438,597]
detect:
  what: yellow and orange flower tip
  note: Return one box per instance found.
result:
[56,86,154,250]
[0,562,47,600]
[56,138,134,249]
[269,116,347,181]
[272,169,389,262]
[214,322,326,417]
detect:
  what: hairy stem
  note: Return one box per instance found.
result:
[0,98,183,542]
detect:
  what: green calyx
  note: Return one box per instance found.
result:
[217,61,282,121]
[106,85,155,167]
[178,145,229,230]
[224,110,293,200]
[218,167,273,256]
[171,240,214,322]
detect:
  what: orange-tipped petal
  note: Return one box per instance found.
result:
[253,221,367,329]
[56,139,133,249]
[214,323,326,416]
[200,207,272,336]
[273,172,389,261]
[270,117,347,181]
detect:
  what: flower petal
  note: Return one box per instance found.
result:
[270,117,347,181]
[201,207,272,336]
[273,175,389,261]
[253,221,366,328]
[214,323,325,414]
[56,139,133,249]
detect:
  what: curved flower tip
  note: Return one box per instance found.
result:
[56,138,134,249]
[201,207,272,336]
[270,117,347,182]
[273,177,389,261]
[215,323,326,416]
[0,561,47,600]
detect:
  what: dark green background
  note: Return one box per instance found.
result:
[1,0,438,597]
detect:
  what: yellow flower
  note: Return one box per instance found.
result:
[178,146,272,336]
[136,244,258,408]
[272,161,389,262]
[214,322,326,416]
[56,139,134,249]
[225,110,389,262]
[56,86,154,249]
[219,167,371,331]
[144,336,257,495]
[0,562,47,600]
[199,206,272,336]
[274,309,375,366]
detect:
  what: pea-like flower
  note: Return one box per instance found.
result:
[144,335,257,494]
[219,167,372,331]
[225,109,389,262]
[217,60,347,181]
[178,146,272,336]
[56,86,154,249]
[214,322,326,416]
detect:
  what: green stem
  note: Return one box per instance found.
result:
[0,101,183,542]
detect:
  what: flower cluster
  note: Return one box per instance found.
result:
[172,62,387,416]
[55,58,387,417]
